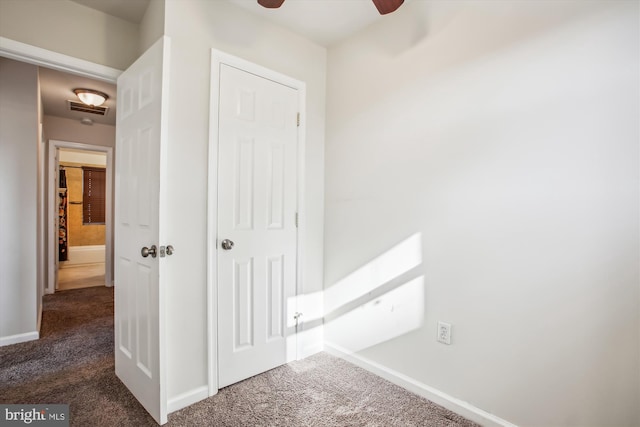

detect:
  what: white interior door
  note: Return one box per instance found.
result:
[217,64,299,388]
[114,36,170,425]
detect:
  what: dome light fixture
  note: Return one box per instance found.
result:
[73,88,109,107]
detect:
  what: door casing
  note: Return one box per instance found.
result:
[47,140,114,294]
[207,50,307,395]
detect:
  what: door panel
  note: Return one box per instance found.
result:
[267,255,284,340]
[233,257,254,350]
[115,36,169,425]
[218,64,298,388]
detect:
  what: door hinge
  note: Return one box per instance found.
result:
[296,112,300,127]
[295,212,299,228]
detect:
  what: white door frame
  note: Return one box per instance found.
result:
[47,140,114,294]
[0,37,121,83]
[0,37,121,298]
[207,50,307,395]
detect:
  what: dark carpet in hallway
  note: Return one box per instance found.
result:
[0,286,478,427]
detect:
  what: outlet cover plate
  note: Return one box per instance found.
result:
[437,321,452,345]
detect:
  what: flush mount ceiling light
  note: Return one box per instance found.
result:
[73,89,109,107]
[258,0,404,14]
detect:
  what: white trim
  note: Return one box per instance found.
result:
[37,121,45,333]
[207,49,307,396]
[37,303,43,333]
[324,342,519,427]
[0,37,121,83]
[167,385,209,414]
[157,35,172,425]
[0,331,39,347]
[295,77,307,362]
[206,51,220,397]
[47,140,114,294]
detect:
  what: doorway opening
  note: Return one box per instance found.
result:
[47,140,114,294]
[56,147,108,291]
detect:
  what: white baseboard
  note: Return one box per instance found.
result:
[0,331,39,347]
[167,385,209,414]
[324,342,517,427]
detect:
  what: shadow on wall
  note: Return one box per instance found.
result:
[289,233,424,353]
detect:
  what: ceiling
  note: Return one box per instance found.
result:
[42,0,398,125]
[40,67,117,126]
[70,0,151,23]
[225,0,391,47]
[70,0,392,46]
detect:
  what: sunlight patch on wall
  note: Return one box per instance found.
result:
[326,276,424,353]
[324,233,422,314]
[285,233,424,355]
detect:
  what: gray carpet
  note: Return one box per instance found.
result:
[0,287,479,427]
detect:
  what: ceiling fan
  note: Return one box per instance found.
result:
[257,0,404,15]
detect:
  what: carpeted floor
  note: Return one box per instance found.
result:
[0,287,479,427]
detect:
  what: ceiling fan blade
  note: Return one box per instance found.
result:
[258,0,285,8]
[371,0,404,15]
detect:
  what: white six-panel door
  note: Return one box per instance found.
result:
[217,64,299,388]
[115,37,169,425]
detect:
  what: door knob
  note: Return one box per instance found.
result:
[141,245,157,258]
[221,239,234,250]
[166,245,174,256]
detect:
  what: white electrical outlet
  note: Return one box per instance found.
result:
[437,321,452,345]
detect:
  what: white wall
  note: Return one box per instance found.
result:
[44,115,115,148]
[0,0,139,70]
[163,0,326,406]
[0,58,39,345]
[324,1,639,426]
[139,0,165,55]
